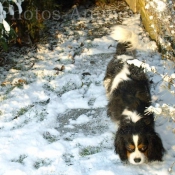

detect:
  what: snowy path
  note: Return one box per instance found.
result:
[0,2,175,175]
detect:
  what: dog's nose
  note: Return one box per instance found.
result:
[134,158,141,163]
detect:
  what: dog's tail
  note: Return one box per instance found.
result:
[110,26,140,50]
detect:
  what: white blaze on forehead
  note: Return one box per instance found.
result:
[133,135,139,147]
[122,109,141,123]
[110,63,130,95]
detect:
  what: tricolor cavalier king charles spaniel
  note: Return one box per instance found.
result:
[104,27,165,165]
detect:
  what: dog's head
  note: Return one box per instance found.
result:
[114,120,165,165]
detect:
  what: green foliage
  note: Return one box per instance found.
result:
[16,106,30,117]
[11,155,27,164]
[79,146,101,156]
[0,1,17,50]
[0,18,16,51]
[13,0,58,44]
[43,132,59,143]
[0,0,58,50]
[34,158,52,169]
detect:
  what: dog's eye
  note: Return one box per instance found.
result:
[126,147,135,152]
[140,146,147,152]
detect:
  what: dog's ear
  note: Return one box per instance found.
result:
[147,132,165,161]
[114,130,128,161]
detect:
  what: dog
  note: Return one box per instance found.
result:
[104,26,165,165]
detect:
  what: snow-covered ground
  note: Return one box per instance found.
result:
[0,2,175,175]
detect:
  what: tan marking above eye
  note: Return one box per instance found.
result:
[138,144,147,151]
[128,144,135,149]
[126,144,135,152]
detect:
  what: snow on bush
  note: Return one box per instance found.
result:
[0,0,24,30]
[0,0,24,50]
[145,0,175,61]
